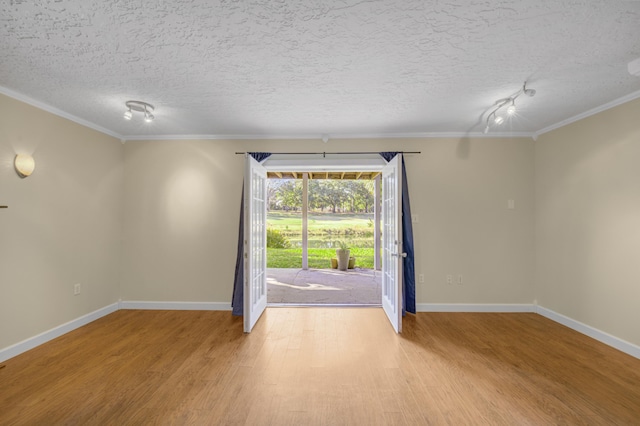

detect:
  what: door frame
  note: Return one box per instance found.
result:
[259,154,404,332]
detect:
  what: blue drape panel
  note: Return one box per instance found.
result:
[231,184,245,316]
[231,152,272,316]
[379,152,416,315]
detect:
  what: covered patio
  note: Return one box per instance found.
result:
[266,161,383,272]
[267,268,381,306]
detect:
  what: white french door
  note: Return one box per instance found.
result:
[244,155,268,333]
[381,154,403,333]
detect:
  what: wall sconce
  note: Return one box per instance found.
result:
[15,154,35,178]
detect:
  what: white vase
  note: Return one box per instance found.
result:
[336,249,350,271]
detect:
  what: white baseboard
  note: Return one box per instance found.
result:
[0,301,231,363]
[4,301,638,364]
[415,303,639,359]
[0,302,119,363]
[416,303,535,313]
[536,306,640,360]
[119,300,232,311]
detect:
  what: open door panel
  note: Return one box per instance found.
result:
[244,155,268,333]
[381,154,403,333]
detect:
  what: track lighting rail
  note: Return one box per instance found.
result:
[483,82,536,134]
[124,100,155,122]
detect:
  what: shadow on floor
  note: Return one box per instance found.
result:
[267,268,382,306]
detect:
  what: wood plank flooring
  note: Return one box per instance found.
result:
[1,308,639,425]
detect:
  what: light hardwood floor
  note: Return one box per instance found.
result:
[1,308,639,425]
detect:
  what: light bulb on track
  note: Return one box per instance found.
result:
[123,101,155,122]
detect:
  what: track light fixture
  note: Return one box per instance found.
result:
[482,82,536,134]
[629,57,640,77]
[523,85,537,97]
[123,100,154,123]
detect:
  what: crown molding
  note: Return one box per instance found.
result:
[0,85,123,140]
[534,89,640,138]
[121,131,536,142]
[3,84,639,143]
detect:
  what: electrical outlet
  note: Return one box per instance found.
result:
[419,274,425,283]
[74,283,81,295]
[446,274,453,285]
[457,275,463,285]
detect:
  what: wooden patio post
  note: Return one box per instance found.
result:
[374,174,381,270]
[302,172,309,270]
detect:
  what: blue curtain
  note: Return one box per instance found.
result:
[231,152,272,316]
[379,152,416,315]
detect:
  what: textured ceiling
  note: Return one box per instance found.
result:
[1,0,640,140]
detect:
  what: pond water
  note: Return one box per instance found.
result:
[289,237,374,248]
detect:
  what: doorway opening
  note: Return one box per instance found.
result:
[265,170,382,306]
[242,153,404,333]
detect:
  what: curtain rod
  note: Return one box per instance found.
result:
[234,151,421,155]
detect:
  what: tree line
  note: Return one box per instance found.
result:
[268,179,376,213]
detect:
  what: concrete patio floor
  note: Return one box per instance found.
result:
[267,268,382,306]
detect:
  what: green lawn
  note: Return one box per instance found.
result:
[268,247,374,269]
[267,211,375,269]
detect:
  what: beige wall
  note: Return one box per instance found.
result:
[4,86,638,355]
[122,137,535,306]
[535,98,640,347]
[0,94,123,350]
